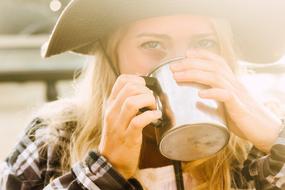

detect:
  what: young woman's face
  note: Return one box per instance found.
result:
[117,15,220,75]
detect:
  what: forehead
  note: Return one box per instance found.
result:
[125,14,214,36]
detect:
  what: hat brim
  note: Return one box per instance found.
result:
[42,0,285,63]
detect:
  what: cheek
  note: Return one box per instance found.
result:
[118,46,155,75]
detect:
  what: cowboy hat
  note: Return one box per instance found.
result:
[41,0,285,63]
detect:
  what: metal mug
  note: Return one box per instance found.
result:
[143,57,230,161]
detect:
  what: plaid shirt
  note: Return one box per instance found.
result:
[1,117,285,190]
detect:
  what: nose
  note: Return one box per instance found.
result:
[154,45,197,69]
[168,45,196,59]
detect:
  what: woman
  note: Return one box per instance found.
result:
[1,0,285,189]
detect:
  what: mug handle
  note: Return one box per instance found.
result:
[139,76,163,127]
[138,76,173,169]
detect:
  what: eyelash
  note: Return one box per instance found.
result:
[140,39,219,50]
[140,41,163,50]
[195,39,219,49]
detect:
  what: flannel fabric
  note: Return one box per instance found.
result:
[1,117,285,190]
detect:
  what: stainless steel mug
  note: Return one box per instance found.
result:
[144,57,229,161]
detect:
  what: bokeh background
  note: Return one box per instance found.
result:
[0,0,85,159]
[0,0,285,160]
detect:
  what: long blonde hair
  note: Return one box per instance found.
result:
[41,17,251,189]
[181,19,251,190]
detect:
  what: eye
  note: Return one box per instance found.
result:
[140,41,163,50]
[196,39,219,49]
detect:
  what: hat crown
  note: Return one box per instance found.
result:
[43,0,285,63]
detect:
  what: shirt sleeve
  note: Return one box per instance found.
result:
[233,118,285,190]
[0,118,143,190]
[44,151,143,190]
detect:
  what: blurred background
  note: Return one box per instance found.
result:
[0,0,86,159]
[0,0,284,160]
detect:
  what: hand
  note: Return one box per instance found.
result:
[98,74,162,179]
[169,49,282,152]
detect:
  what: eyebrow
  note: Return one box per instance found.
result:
[136,33,171,40]
[136,32,217,40]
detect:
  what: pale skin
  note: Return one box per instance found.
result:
[98,15,282,179]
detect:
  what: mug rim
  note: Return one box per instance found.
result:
[147,56,186,77]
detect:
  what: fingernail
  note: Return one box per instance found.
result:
[173,72,184,79]
[169,62,180,71]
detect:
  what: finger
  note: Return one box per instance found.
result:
[169,58,214,73]
[198,88,248,139]
[186,49,232,72]
[109,84,153,114]
[109,74,145,100]
[118,93,158,130]
[198,88,234,103]
[170,57,233,77]
[125,110,162,145]
[173,70,233,89]
[169,57,234,83]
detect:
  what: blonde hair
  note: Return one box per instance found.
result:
[40,17,251,189]
[181,18,251,190]
[69,28,124,164]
